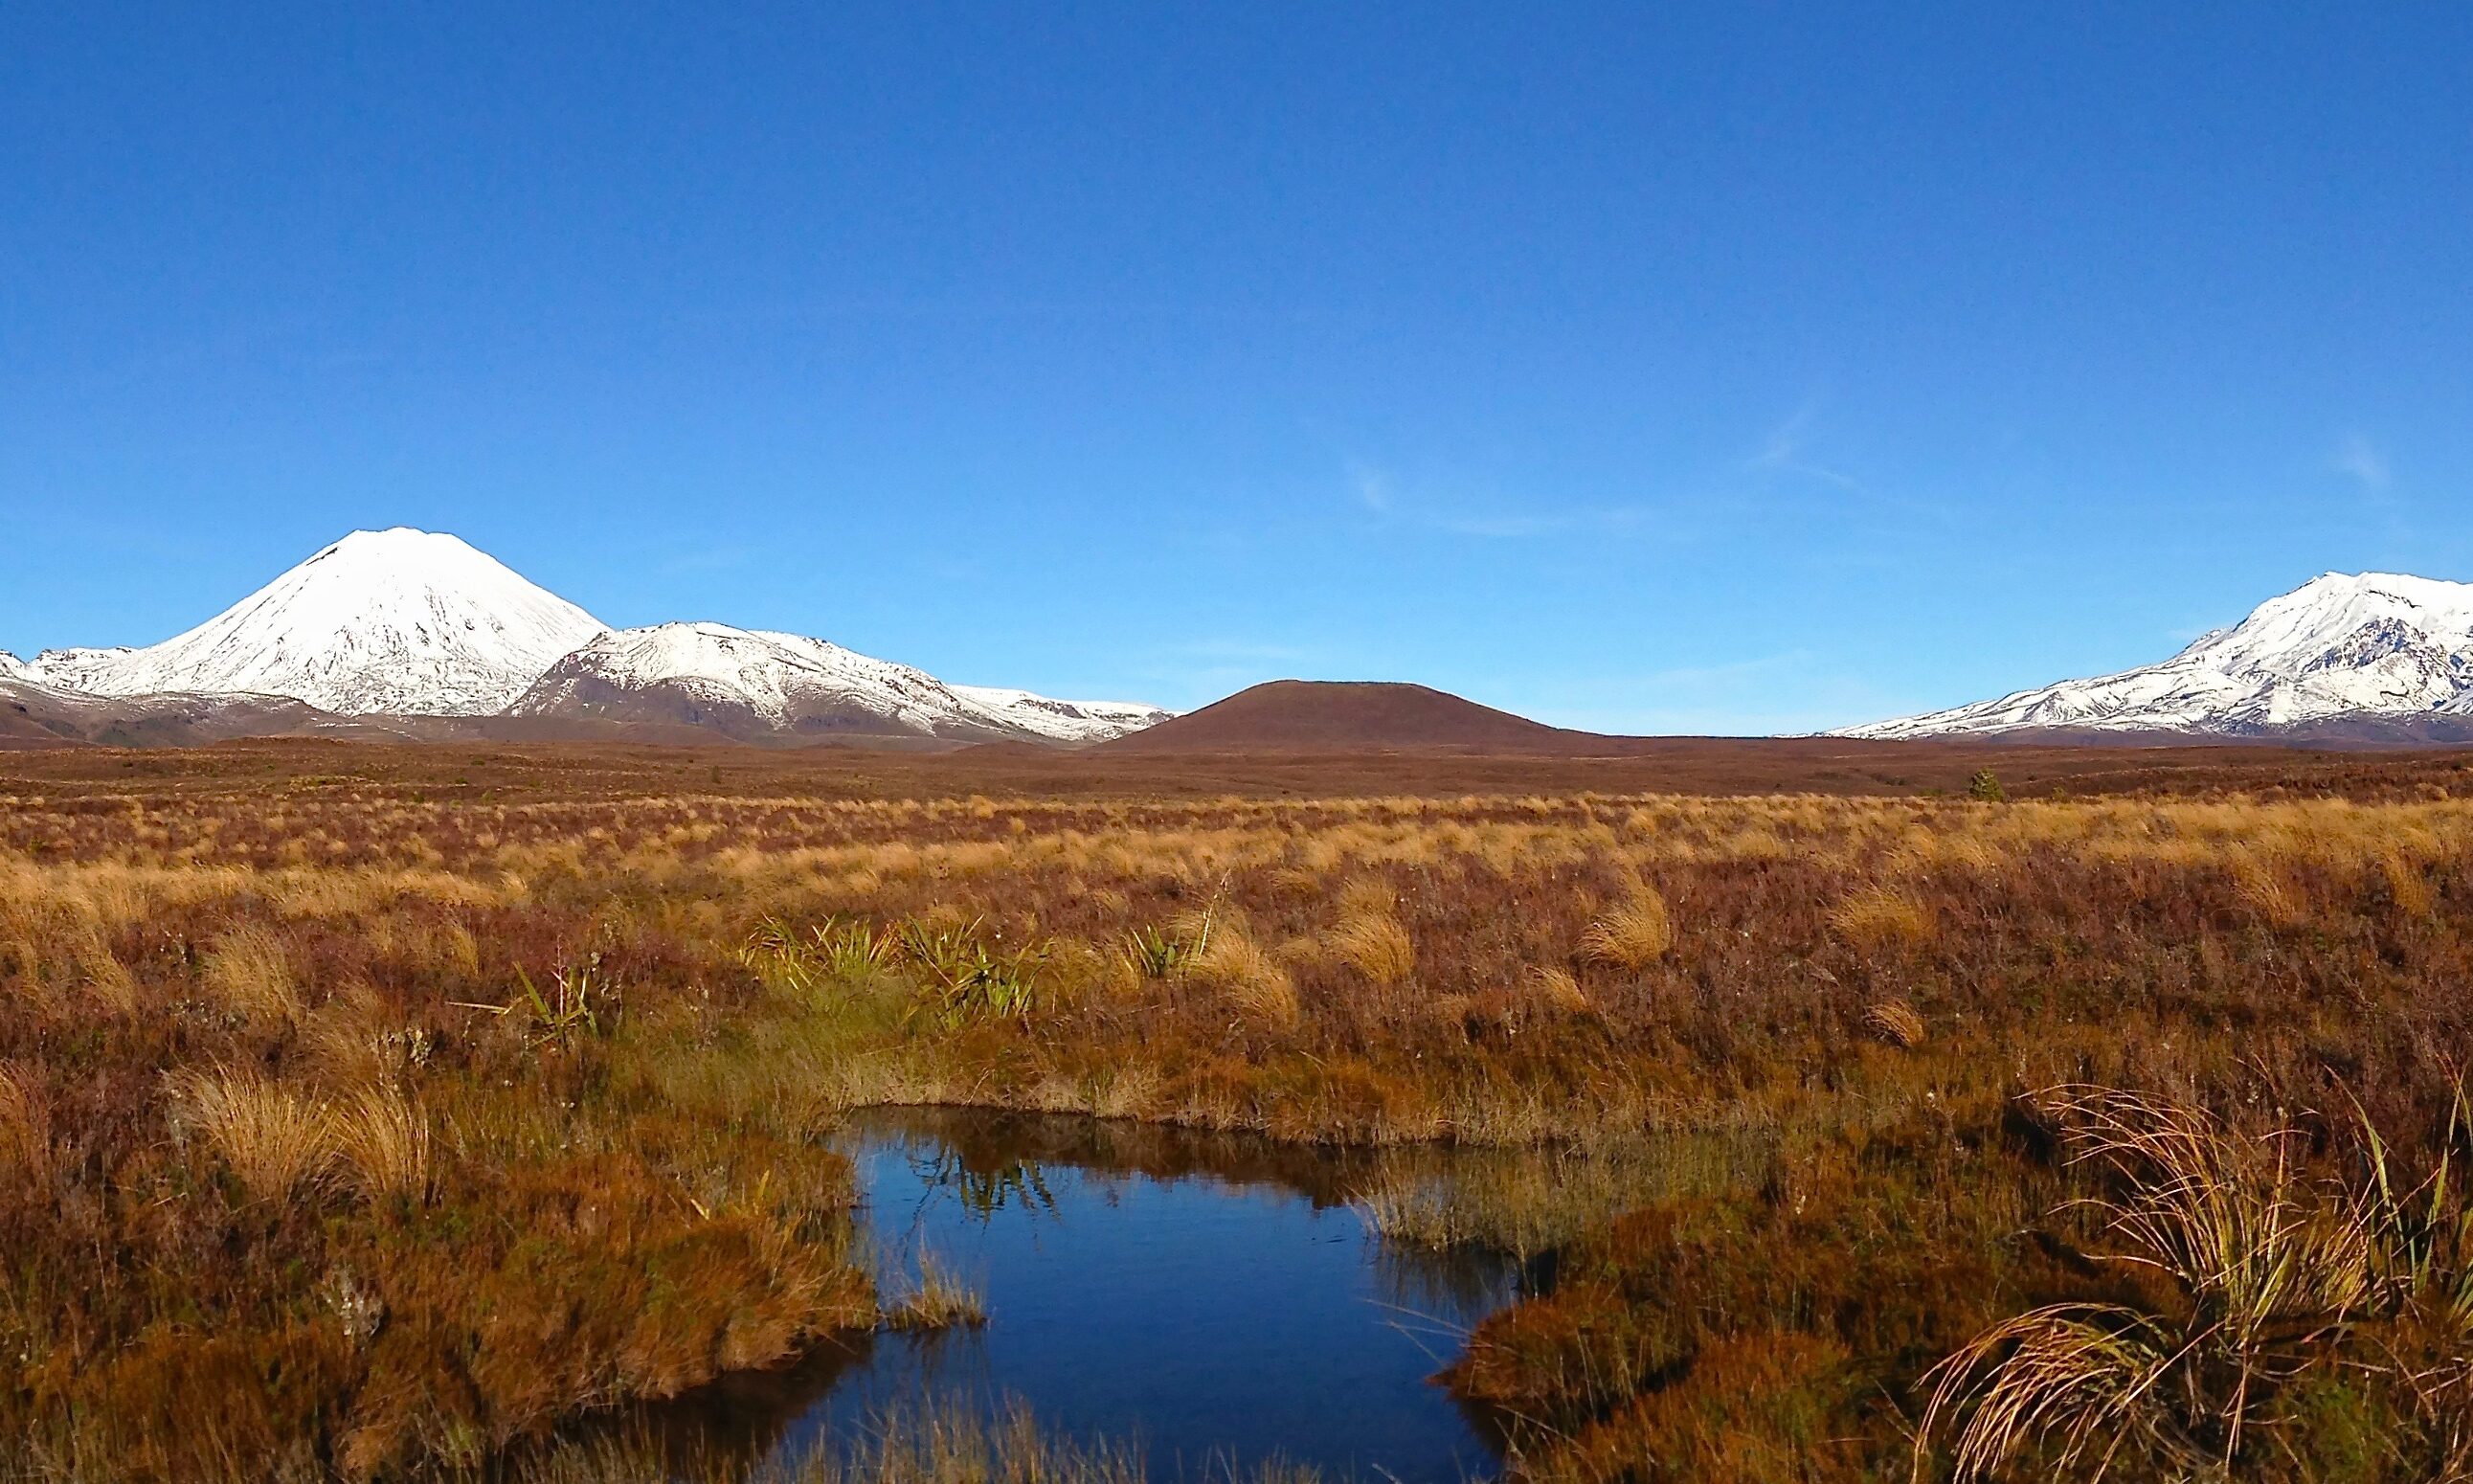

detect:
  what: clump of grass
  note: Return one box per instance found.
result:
[506,1400,1169,1484]
[820,1403,1158,1484]
[744,915,898,995]
[2381,850,2436,917]
[1918,1086,2392,1480]
[1862,997,1926,1049]
[1582,884,1672,968]
[1831,885,1934,954]
[453,959,618,1047]
[201,925,301,1021]
[1119,923,1193,979]
[2233,852,2313,930]
[1182,909,1298,1025]
[1524,964,1590,1015]
[1359,1135,1779,1260]
[898,917,1042,1026]
[329,1084,434,1204]
[169,1068,333,1203]
[884,1251,989,1332]
[1329,907,1415,986]
[0,1062,48,1177]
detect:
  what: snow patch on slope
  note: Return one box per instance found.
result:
[31,528,608,715]
[507,621,1169,743]
[947,686,1175,743]
[1839,573,2473,738]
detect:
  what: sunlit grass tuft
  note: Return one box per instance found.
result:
[169,1068,332,1203]
[1862,997,1926,1049]
[1831,885,1934,954]
[1582,885,1671,968]
[329,1084,435,1204]
[1329,908,1415,987]
[1919,1086,2393,1481]
[884,1251,988,1332]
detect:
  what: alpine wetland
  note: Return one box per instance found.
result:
[6,741,2473,1480]
[11,5,2473,1478]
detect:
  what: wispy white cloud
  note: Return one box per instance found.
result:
[2334,433,2390,492]
[1747,401,1862,490]
[1350,461,1394,514]
[1347,461,1649,539]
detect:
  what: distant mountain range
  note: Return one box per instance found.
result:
[2,528,1169,749]
[1840,572,2473,742]
[15,535,2473,754]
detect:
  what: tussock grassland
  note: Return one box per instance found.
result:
[507,1400,1312,1484]
[4,750,2473,1477]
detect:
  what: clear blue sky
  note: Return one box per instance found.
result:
[5,5,2468,731]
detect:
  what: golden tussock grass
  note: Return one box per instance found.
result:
[201,925,303,1022]
[1916,1084,2435,1482]
[1328,906,1415,986]
[328,1084,434,1203]
[9,746,2473,1478]
[1861,998,1926,1049]
[169,1067,333,1203]
[2382,849,2436,917]
[0,1062,47,1177]
[1180,908,1300,1025]
[1830,885,1935,954]
[1524,964,1590,1015]
[1582,884,1672,968]
[1203,934,1300,1025]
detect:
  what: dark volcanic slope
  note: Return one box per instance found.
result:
[0,680,348,751]
[1101,680,1601,753]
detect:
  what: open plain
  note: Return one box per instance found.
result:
[4,738,2472,1481]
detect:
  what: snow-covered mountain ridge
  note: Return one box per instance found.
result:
[507,621,1169,743]
[1839,572,2473,739]
[13,528,1167,746]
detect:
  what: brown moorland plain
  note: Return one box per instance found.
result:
[3,738,2473,1480]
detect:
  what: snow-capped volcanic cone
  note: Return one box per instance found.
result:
[506,620,1169,745]
[1839,572,2473,739]
[30,528,608,715]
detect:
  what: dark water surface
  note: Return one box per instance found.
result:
[641,1110,1528,1480]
